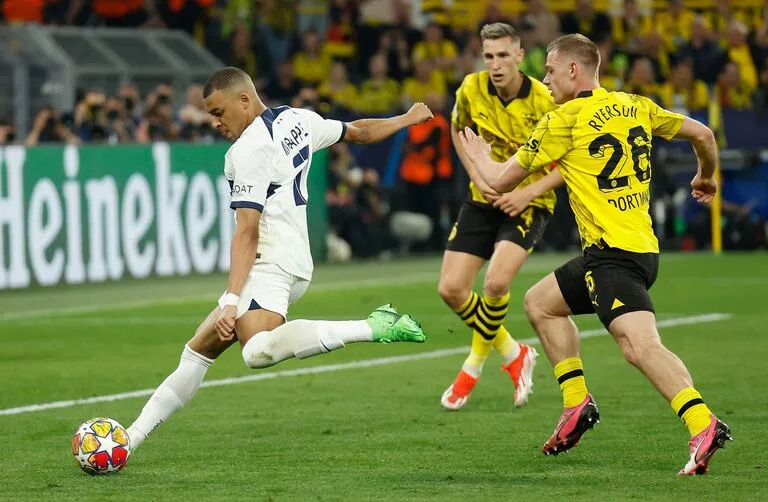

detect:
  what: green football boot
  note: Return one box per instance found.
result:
[367,304,427,344]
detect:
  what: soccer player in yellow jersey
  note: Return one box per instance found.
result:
[460,34,732,475]
[438,23,565,411]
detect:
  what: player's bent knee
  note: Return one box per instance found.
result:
[523,286,545,321]
[242,332,278,369]
[437,281,468,309]
[483,277,509,299]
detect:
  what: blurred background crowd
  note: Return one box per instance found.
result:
[1,0,767,257]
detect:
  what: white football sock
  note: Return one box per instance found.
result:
[127,344,213,449]
[242,319,372,369]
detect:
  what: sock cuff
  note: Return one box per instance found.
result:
[554,357,584,380]
[454,291,479,314]
[482,292,510,307]
[670,386,703,415]
[183,344,215,367]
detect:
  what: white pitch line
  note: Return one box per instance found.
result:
[0,313,731,417]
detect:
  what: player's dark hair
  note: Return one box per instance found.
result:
[547,34,601,72]
[203,67,252,98]
[479,23,520,43]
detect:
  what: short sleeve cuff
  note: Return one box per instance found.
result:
[230,201,264,212]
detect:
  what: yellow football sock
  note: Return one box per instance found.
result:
[453,291,480,328]
[463,331,494,375]
[473,292,509,340]
[492,326,521,364]
[671,387,713,436]
[554,357,588,408]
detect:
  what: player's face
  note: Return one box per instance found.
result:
[482,37,524,90]
[204,90,249,141]
[543,50,575,104]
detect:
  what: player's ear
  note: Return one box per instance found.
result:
[570,62,577,79]
[239,92,250,109]
[516,47,525,64]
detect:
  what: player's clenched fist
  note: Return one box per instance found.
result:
[406,102,434,124]
[690,173,717,204]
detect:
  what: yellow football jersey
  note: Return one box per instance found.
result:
[452,71,558,212]
[515,87,685,253]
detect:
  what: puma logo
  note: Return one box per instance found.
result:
[517,225,530,237]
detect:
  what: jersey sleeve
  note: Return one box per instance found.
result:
[299,109,346,152]
[451,76,472,130]
[229,146,273,212]
[514,111,572,173]
[641,96,685,139]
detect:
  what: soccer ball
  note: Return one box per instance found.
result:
[72,417,131,475]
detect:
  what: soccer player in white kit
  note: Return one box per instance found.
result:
[126,67,432,450]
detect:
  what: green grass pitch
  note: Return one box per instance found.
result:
[1,253,766,500]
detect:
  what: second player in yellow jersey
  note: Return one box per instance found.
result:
[438,23,565,413]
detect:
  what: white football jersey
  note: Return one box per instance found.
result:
[224,106,345,280]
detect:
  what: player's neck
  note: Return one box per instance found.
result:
[572,80,601,99]
[495,72,523,101]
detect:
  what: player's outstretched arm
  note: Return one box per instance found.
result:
[343,103,433,144]
[218,208,261,340]
[459,127,531,193]
[673,117,719,204]
[450,123,501,201]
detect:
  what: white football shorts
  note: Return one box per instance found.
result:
[218,262,309,319]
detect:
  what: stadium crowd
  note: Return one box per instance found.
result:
[1,0,766,256]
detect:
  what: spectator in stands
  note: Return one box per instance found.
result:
[709,0,763,42]
[612,0,652,56]
[753,60,768,118]
[412,21,458,85]
[0,118,16,145]
[639,31,671,83]
[378,27,412,81]
[72,91,111,142]
[263,60,302,105]
[325,0,358,61]
[560,0,612,44]
[317,61,358,116]
[456,35,484,76]
[522,0,560,49]
[716,61,754,110]
[256,0,297,70]
[326,142,389,258]
[26,106,78,145]
[357,53,400,115]
[597,38,628,92]
[398,92,452,251]
[117,82,142,124]
[402,58,446,109]
[653,0,696,52]
[658,60,709,116]
[291,86,321,111]
[625,57,661,103]
[178,84,214,142]
[103,95,134,143]
[726,20,758,92]
[292,28,331,86]
[677,15,726,84]
[136,85,178,142]
[158,0,213,35]
[228,22,260,82]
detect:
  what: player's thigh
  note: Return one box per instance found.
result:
[483,240,529,296]
[525,271,577,319]
[526,255,594,319]
[585,246,659,330]
[439,250,486,295]
[187,306,238,359]
[228,263,307,347]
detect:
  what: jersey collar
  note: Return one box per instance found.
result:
[487,72,532,107]
[576,87,607,98]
